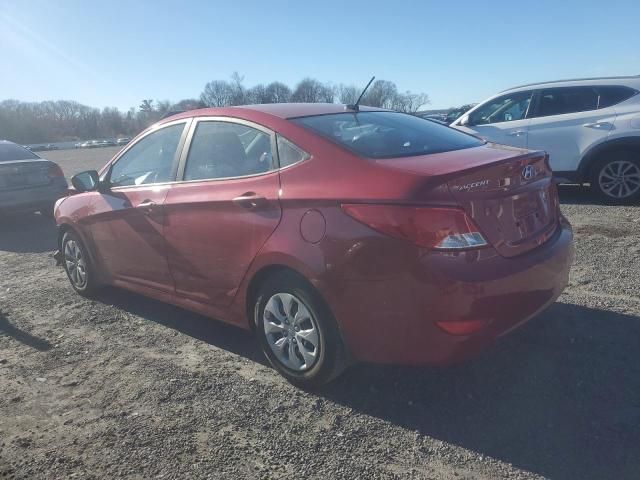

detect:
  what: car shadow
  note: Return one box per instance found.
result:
[0,310,52,351]
[0,213,58,253]
[94,287,266,365]
[321,302,640,480]
[92,290,639,479]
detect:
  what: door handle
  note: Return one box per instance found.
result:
[136,200,157,214]
[583,122,610,129]
[507,130,526,137]
[232,192,267,210]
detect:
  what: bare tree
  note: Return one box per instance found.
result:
[292,78,335,103]
[139,99,154,113]
[172,98,205,111]
[155,100,172,115]
[200,80,233,107]
[392,92,430,113]
[247,84,270,104]
[337,84,360,104]
[229,72,247,105]
[362,80,398,109]
[265,82,291,103]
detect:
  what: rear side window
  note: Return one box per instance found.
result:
[0,143,39,162]
[597,86,637,109]
[533,87,598,117]
[276,135,310,167]
[292,112,483,159]
[184,121,274,181]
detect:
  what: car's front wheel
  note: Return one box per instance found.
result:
[61,230,98,296]
[590,151,640,204]
[254,271,347,387]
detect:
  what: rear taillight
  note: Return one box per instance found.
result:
[48,164,64,178]
[341,204,488,250]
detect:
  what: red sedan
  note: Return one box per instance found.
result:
[54,103,574,387]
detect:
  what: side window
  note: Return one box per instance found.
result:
[184,122,274,181]
[109,123,185,187]
[276,135,310,168]
[469,91,532,125]
[597,86,638,109]
[533,87,598,117]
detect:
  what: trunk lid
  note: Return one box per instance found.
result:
[0,160,53,191]
[446,152,559,257]
[376,144,560,257]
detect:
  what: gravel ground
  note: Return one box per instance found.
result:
[1,148,639,479]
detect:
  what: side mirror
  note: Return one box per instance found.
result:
[71,170,101,192]
[459,115,470,127]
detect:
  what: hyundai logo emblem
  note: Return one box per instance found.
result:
[522,165,535,180]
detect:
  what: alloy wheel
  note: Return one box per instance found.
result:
[64,239,87,288]
[598,160,640,199]
[263,292,320,372]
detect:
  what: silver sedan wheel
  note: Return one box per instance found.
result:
[598,160,640,199]
[263,293,320,372]
[64,239,87,288]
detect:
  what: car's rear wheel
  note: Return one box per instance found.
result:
[590,151,640,204]
[61,231,98,296]
[254,271,347,387]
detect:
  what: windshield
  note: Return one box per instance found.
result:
[0,143,39,162]
[292,111,483,159]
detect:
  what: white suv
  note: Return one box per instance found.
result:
[451,76,640,203]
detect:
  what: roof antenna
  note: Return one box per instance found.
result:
[346,76,375,112]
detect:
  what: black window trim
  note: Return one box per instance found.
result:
[102,118,192,190]
[175,116,280,184]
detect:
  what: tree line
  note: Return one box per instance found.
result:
[200,73,430,113]
[0,74,431,144]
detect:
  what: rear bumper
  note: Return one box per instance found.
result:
[0,179,68,212]
[334,217,574,365]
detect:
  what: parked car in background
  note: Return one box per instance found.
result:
[78,140,114,148]
[417,114,448,124]
[0,140,68,216]
[451,76,640,203]
[116,137,130,145]
[54,103,573,387]
[444,104,477,124]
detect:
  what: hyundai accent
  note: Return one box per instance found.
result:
[54,103,574,386]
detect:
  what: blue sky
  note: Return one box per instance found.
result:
[1,0,638,111]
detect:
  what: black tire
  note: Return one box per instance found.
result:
[590,150,640,205]
[254,271,347,388]
[61,230,98,297]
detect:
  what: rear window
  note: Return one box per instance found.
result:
[291,111,483,159]
[0,143,39,162]
[534,87,599,117]
[597,86,638,109]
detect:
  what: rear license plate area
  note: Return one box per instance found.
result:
[513,193,540,219]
